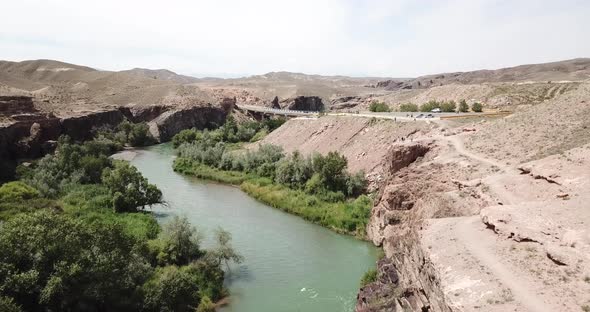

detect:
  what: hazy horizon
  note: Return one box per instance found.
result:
[2,0,590,78]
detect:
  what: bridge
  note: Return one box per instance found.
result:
[236,104,319,117]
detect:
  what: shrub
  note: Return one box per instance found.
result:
[142,266,201,312]
[155,216,204,266]
[360,268,377,287]
[369,101,391,112]
[420,100,441,112]
[0,181,40,202]
[102,161,162,212]
[440,100,457,112]
[471,102,483,112]
[398,103,418,112]
[458,99,469,112]
[196,296,215,312]
[0,211,153,311]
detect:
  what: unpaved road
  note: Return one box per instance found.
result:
[454,217,555,312]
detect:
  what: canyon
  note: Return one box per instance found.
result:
[1,58,589,311]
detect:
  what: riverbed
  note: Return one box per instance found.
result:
[130,144,378,312]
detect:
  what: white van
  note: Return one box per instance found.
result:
[431,108,442,113]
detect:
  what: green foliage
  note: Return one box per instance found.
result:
[0,211,152,311]
[102,161,162,212]
[241,180,373,236]
[196,296,215,312]
[420,100,441,112]
[398,103,419,112]
[97,120,155,147]
[440,100,457,112]
[360,268,377,287]
[458,99,469,112]
[142,265,201,312]
[0,296,22,312]
[208,228,244,269]
[471,102,483,112]
[369,101,391,112]
[0,181,39,202]
[171,116,286,148]
[21,136,115,197]
[154,216,204,266]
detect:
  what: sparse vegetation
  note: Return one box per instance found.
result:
[369,101,391,112]
[360,268,378,287]
[471,102,483,112]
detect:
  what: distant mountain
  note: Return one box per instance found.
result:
[378,58,590,90]
[120,68,200,84]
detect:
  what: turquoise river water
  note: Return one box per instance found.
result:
[130,144,378,312]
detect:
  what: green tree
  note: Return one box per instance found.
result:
[398,103,418,112]
[142,266,201,312]
[155,216,204,266]
[0,211,152,311]
[471,102,483,112]
[420,100,441,112]
[209,228,243,270]
[458,99,469,112]
[102,161,162,212]
[369,101,391,112]
[440,100,457,112]
[312,152,348,192]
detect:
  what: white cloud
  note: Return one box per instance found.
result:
[1,0,589,77]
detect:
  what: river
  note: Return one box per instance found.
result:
[130,144,378,312]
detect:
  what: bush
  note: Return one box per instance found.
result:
[398,103,418,112]
[360,268,377,287]
[0,211,153,311]
[440,100,457,112]
[458,99,469,112]
[155,216,204,266]
[0,181,40,202]
[471,102,483,112]
[196,296,215,312]
[369,101,391,112]
[102,161,162,212]
[142,266,201,312]
[420,100,441,112]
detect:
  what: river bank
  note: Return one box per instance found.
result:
[131,144,379,312]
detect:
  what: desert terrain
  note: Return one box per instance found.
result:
[1,58,590,311]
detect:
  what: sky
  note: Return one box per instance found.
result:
[1,0,589,78]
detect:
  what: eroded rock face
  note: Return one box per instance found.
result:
[61,110,125,141]
[357,234,451,312]
[0,96,36,115]
[282,96,324,111]
[358,142,456,312]
[148,105,227,142]
[120,105,170,123]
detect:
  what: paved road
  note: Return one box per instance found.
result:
[236,104,507,121]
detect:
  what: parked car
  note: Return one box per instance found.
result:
[416,114,425,118]
[431,108,442,113]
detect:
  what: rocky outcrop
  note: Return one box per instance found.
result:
[119,105,170,123]
[357,233,451,312]
[0,96,37,115]
[61,110,125,141]
[358,142,455,312]
[282,96,324,111]
[148,105,227,142]
[270,96,280,109]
